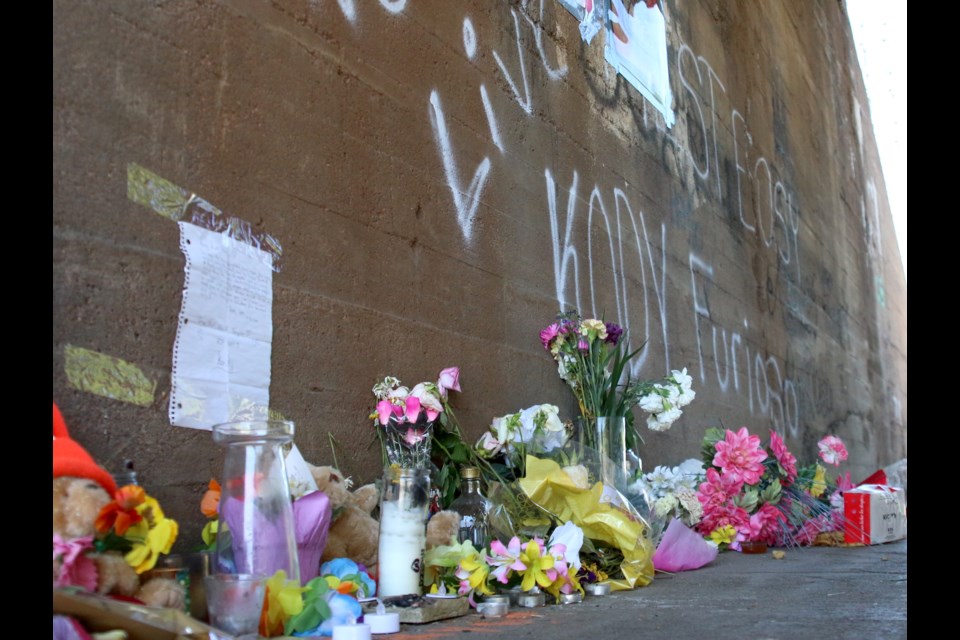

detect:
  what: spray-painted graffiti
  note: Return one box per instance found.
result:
[545,169,671,376]
[689,253,800,435]
[427,90,491,244]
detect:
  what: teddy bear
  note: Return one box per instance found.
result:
[307,464,463,573]
[53,403,185,610]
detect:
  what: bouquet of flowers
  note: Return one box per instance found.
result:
[370,367,462,469]
[696,427,856,550]
[423,521,586,605]
[539,310,695,452]
[627,459,706,529]
[475,404,572,469]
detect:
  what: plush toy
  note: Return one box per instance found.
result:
[307,464,465,576]
[52,403,185,610]
[309,464,380,570]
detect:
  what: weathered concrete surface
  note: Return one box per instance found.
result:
[53,0,907,548]
[390,540,908,640]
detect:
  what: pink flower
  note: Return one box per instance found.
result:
[539,324,560,350]
[376,400,398,426]
[712,427,768,486]
[696,468,743,510]
[835,472,856,492]
[748,503,785,545]
[487,537,526,583]
[818,435,848,466]
[437,367,461,399]
[698,501,750,540]
[577,338,589,351]
[53,535,98,591]
[404,396,422,423]
[768,430,798,486]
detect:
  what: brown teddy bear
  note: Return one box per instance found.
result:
[53,403,185,609]
[307,464,463,573]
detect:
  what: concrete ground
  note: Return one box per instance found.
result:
[390,540,907,640]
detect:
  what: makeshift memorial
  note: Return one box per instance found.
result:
[540,310,695,485]
[627,458,705,545]
[53,403,184,609]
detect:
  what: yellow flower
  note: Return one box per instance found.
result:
[810,464,827,498]
[709,525,737,546]
[121,495,179,574]
[518,540,556,592]
[455,551,494,596]
[125,516,178,574]
[259,570,306,637]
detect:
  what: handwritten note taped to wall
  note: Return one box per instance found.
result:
[169,222,273,430]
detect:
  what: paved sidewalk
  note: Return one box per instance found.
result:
[391,540,907,640]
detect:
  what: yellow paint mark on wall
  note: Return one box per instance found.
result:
[64,345,157,407]
[127,162,224,222]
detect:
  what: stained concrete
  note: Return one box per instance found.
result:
[390,540,908,639]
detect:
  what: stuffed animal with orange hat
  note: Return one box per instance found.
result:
[52,403,185,609]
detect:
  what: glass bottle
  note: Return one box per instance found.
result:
[212,420,300,583]
[448,467,491,549]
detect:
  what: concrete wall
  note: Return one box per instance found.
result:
[53,0,907,547]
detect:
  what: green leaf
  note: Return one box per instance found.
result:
[735,487,759,512]
[761,478,782,504]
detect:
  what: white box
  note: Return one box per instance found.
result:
[843,484,907,545]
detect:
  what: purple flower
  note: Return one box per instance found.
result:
[577,338,589,351]
[604,323,623,345]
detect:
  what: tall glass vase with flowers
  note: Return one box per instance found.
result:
[540,310,696,484]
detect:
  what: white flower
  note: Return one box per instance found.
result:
[639,391,664,413]
[645,465,678,492]
[386,385,410,402]
[654,495,679,519]
[647,406,682,432]
[476,431,503,456]
[665,382,681,405]
[409,383,443,414]
[676,488,703,525]
[517,406,542,444]
[548,521,585,571]
[671,368,693,391]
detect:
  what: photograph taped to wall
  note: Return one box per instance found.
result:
[605,0,675,127]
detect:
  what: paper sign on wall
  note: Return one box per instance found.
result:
[169,222,274,429]
[605,0,675,127]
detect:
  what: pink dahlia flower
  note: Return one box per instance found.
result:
[712,427,768,486]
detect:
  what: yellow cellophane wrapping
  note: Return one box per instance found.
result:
[518,455,655,590]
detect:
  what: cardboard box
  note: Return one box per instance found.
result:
[843,484,907,545]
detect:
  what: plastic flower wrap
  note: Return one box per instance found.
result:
[518,454,655,590]
[475,404,572,469]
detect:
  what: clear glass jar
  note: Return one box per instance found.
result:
[448,466,491,549]
[377,466,430,597]
[212,420,300,583]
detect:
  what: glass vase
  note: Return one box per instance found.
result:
[575,416,630,490]
[376,466,431,597]
[212,420,300,583]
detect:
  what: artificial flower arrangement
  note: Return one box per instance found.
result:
[539,310,695,453]
[423,521,586,604]
[259,559,375,637]
[696,427,853,550]
[94,484,179,574]
[627,458,706,529]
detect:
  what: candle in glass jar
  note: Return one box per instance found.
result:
[377,501,427,597]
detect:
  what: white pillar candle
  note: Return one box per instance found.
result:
[377,501,427,597]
